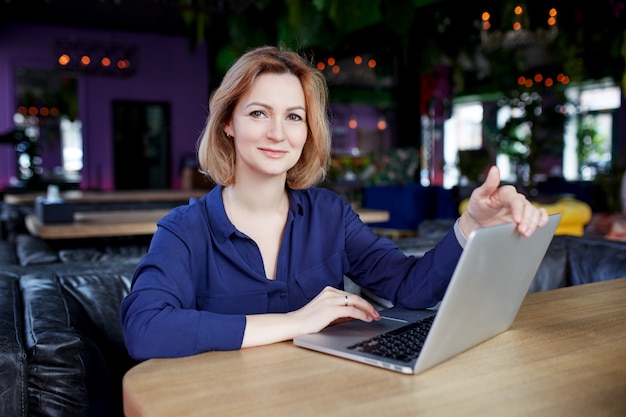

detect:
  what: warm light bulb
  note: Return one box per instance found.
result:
[58,53,71,66]
[354,56,362,65]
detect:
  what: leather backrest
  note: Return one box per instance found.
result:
[20,271,135,417]
[559,235,626,286]
[0,272,27,417]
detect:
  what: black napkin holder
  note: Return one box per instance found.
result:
[35,197,75,224]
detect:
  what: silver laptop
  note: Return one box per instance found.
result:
[293,213,561,374]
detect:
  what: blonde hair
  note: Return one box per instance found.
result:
[197,46,331,189]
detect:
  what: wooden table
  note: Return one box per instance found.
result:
[25,207,389,239]
[25,210,170,239]
[354,207,389,223]
[122,278,626,417]
[3,189,207,205]
[5,190,386,223]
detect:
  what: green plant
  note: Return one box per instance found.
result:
[576,114,608,176]
[488,90,566,185]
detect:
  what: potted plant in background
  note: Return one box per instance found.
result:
[488,90,566,194]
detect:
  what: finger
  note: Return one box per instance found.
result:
[503,188,527,224]
[472,166,501,200]
[538,207,549,226]
[514,201,547,237]
[342,294,380,321]
[521,206,549,236]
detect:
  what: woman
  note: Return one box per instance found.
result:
[120,46,548,360]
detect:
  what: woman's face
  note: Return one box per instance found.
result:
[225,72,308,182]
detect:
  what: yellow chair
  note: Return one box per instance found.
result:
[459,197,592,236]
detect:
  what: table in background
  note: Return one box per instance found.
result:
[25,207,389,239]
[3,189,207,206]
[353,207,389,224]
[25,209,170,239]
[122,278,626,417]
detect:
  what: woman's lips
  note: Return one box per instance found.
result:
[260,148,287,158]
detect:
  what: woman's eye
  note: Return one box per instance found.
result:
[250,110,266,118]
[287,113,303,121]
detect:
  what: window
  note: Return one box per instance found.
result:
[442,101,483,188]
[563,83,621,180]
[60,117,83,172]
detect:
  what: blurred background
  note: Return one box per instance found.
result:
[0,0,624,219]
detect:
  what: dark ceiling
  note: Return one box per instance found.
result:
[2,0,624,94]
[0,0,255,35]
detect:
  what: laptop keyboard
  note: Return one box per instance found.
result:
[346,315,435,363]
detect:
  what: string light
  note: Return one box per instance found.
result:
[316,54,378,73]
[517,72,570,88]
[481,5,558,50]
[57,53,70,66]
[54,40,137,76]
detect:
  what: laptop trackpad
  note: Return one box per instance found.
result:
[379,307,435,322]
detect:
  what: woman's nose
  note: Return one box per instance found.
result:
[266,119,286,141]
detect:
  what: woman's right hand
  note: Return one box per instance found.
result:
[288,286,381,335]
[241,286,380,348]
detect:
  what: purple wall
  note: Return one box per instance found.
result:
[329,103,393,154]
[0,23,209,190]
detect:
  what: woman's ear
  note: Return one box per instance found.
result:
[224,122,233,138]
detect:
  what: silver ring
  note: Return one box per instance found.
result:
[345,295,349,307]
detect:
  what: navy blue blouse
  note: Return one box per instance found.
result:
[120,185,463,360]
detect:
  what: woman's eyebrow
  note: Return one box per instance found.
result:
[244,102,305,112]
[244,101,271,110]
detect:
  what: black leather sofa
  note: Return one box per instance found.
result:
[0,233,146,417]
[2,222,626,417]
[394,223,626,293]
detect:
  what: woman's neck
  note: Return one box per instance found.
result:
[225,176,287,213]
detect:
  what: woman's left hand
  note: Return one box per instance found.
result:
[459,166,549,238]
